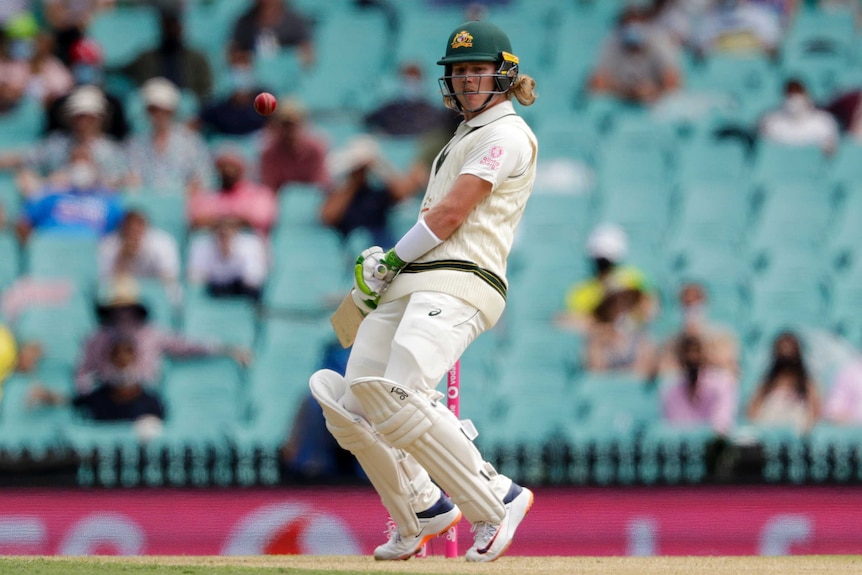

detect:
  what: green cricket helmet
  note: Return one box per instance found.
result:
[437,21,520,113]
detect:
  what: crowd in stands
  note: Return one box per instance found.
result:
[0,0,861,486]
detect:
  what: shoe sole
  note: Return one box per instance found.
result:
[379,510,463,561]
[469,489,534,563]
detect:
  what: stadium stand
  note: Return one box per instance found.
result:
[0,0,861,490]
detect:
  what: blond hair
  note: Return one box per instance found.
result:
[509,73,537,106]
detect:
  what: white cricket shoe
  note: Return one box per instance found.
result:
[465,483,534,562]
[373,493,462,560]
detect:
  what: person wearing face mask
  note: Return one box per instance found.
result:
[19,84,128,197]
[74,278,251,395]
[655,282,740,376]
[187,216,268,303]
[228,0,315,69]
[196,50,270,137]
[44,38,130,141]
[661,333,739,435]
[15,146,125,243]
[364,62,455,136]
[0,24,31,113]
[759,77,840,154]
[117,8,213,103]
[259,97,331,192]
[187,149,277,236]
[588,5,682,105]
[559,223,657,332]
[692,0,782,60]
[746,331,821,434]
[30,336,166,423]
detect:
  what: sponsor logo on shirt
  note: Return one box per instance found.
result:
[479,145,504,170]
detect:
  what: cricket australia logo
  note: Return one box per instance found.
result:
[390,386,409,400]
[451,31,473,49]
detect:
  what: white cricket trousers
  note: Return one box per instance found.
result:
[344,290,487,404]
[341,290,512,517]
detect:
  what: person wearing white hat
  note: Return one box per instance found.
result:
[562,223,658,376]
[18,83,127,196]
[126,76,213,195]
[559,223,656,332]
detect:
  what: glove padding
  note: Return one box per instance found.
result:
[350,287,377,316]
[353,246,406,311]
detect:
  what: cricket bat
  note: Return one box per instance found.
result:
[330,292,365,348]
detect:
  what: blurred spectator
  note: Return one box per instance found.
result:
[558,223,657,332]
[30,334,166,423]
[259,97,330,192]
[75,279,250,394]
[650,0,707,49]
[656,282,740,376]
[229,0,315,68]
[0,26,30,113]
[0,322,16,397]
[42,0,111,66]
[19,84,127,195]
[661,333,739,434]
[758,77,840,154]
[588,5,682,105]
[26,31,75,107]
[824,355,862,425]
[197,50,269,136]
[126,77,213,194]
[364,62,450,136]
[188,149,277,236]
[187,216,267,302]
[0,2,34,27]
[691,0,783,60]
[15,147,125,242]
[321,135,418,247]
[117,8,213,103]
[45,37,130,141]
[97,209,180,284]
[583,286,657,376]
[746,331,821,433]
[825,88,862,142]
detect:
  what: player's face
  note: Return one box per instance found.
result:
[449,61,502,114]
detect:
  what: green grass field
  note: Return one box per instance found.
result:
[1,556,861,575]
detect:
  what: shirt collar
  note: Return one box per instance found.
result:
[463,100,516,129]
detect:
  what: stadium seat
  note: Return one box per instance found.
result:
[121,191,188,245]
[88,5,161,68]
[276,182,326,229]
[0,372,72,461]
[14,293,95,367]
[25,233,99,290]
[0,97,45,152]
[0,230,20,293]
[182,290,258,349]
[639,422,717,484]
[266,226,350,314]
[750,142,828,188]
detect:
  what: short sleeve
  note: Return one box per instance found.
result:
[459,123,533,188]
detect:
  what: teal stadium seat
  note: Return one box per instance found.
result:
[25,233,99,290]
[88,5,161,68]
[14,291,95,367]
[182,290,258,349]
[0,231,20,293]
[121,191,188,245]
[266,226,349,314]
[0,372,72,461]
[751,142,828,188]
[276,182,326,229]
[0,97,45,152]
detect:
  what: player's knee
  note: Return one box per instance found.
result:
[350,377,438,449]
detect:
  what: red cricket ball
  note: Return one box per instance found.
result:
[254,92,277,116]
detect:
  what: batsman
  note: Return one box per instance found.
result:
[309,20,538,562]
